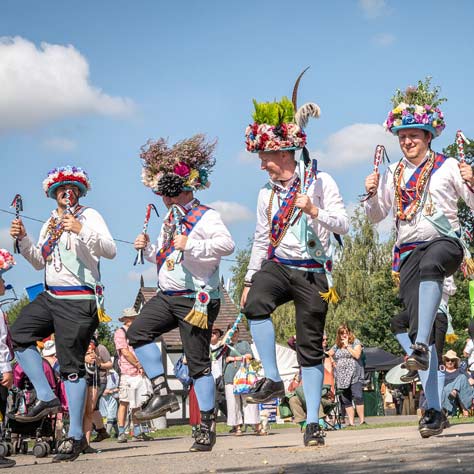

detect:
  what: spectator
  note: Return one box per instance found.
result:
[327,324,365,426]
[463,337,474,374]
[42,340,60,376]
[83,338,101,452]
[287,372,306,429]
[114,308,153,443]
[210,327,226,417]
[223,326,265,436]
[441,350,474,417]
[99,369,120,438]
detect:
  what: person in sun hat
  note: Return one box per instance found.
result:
[240,69,349,448]
[129,134,235,452]
[0,249,16,468]
[364,77,474,439]
[9,165,116,462]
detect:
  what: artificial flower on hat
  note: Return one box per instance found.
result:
[42,165,91,198]
[0,249,15,275]
[384,77,447,138]
[245,68,321,153]
[140,134,216,197]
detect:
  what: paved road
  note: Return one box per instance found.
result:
[6,419,474,473]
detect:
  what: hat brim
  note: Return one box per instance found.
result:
[47,181,88,199]
[119,315,137,322]
[391,123,437,138]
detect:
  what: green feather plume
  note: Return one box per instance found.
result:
[252,96,295,126]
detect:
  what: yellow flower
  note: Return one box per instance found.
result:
[392,106,403,115]
[432,120,438,127]
[185,169,199,186]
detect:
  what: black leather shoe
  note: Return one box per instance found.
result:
[400,369,418,383]
[419,408,443,438]
[304,422,325,447]
[405,343,430,371]
[441,410,450,430]
[52,436,88,463]
[134,392,180,422]
[189,412,216,452]
[15,397,61,423]
[245,378,285,404]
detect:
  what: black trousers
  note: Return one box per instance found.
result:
[397,237,463,344]
[243,260,328,367]
[127,292,220,379]
[391,310,448,363]
[11,292,98,379]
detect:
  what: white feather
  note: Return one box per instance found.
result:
[295,102,321,129]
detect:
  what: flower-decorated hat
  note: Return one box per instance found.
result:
[245,68,321,153]
[0,249,15,276]
[140,134,216,197]
[384,77,446,138]
[42,166,91,198]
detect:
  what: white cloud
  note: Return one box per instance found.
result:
[42,137,77,152]
[373,33,396,47]
[238,150,256,163]
[128,266,157,284]
[313,123,399,170]
[208,201,254,225]
[0,36,135,132]
[0,228,12,248]
[358,0,388,19]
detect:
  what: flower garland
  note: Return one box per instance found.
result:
[0,249,15,274]
[393,152,436,222]
[42,166,91,198]
[245,122,307,153]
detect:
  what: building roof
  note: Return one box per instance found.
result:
[133,283,251,349]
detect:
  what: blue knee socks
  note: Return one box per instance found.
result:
[64,378,87,440]
[248,318,281,382]
[416,280,443,346]
[437,369,445,407]
[301,365,324,424]
[418,345,440,411]
[395,332,412,355]
[15,346,55,402]
[193,373,215,412]
[134,342,165,379]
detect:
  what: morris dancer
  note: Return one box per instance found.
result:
[129,134,234,452]
[364,78,474,437]
[9,166,116,461]
[240,74,349,447]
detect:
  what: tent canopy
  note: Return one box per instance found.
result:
[364,347,403,372]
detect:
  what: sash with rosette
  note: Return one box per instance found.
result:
[155,204,210,272]
[267,159,318,259]
[41,206,88,261]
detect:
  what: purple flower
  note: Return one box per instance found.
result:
[173,162,191,177]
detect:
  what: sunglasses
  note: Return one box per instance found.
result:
[445,358,457,362]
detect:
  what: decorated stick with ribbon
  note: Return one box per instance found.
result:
[64,189,73,250]
[171,204,185,264]
[134,203,159,265]
[360,144,389,202]
[211,312,244,359]
[10,194,23,253]
[457,130,470,163]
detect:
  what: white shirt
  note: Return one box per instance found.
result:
[144,201,235,292]
[18,206,116,287]
[245,170,349,281]
[0,311,11,373]
[364,154,474,247]
[210,343,223,379]
[464,339,474,371]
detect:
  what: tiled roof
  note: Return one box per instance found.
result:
[133,285,251,348]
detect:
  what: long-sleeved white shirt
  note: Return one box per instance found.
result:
[18,206,116,287]
[364,154,474,247]
[144,201,235,292]
[0,311,11,373]
[245,170,349,281]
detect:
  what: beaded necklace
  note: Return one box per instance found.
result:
[394,151,435,222]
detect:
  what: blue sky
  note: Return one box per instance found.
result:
[1,0,474,322]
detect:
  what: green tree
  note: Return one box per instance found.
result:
[229,242,251,304]
[96,322,117,355]
[2,295,29,326]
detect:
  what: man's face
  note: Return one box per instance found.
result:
[398,129,431,161]
[123,317,134,327]
[162,191,193,209]
[0,277,5,297]
[258,151,288,181]
[210,332,220,345]
[231,330,239,344]
[55,185,80,208]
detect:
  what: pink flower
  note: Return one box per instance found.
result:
[173,162,190,177]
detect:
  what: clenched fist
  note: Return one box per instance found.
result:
[134,233,150,250]
[459,162,474,185]
[173,235,188,251]
[365,172,380,196]
[10,219,26,240]
[62,214,82,234]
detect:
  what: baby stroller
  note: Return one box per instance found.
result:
[0,360,67,458]
[320,384,344,430]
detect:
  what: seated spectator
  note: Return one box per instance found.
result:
[441,350,474,417]
[99,369,120,438]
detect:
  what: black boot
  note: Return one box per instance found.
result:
[400,369,418,383]
[52,436,88,463]
[134,376,180,422]
[405,343,430,371]
[14,397,61,423]
[418,408,443,438]
[189,411,216,452]
[303,422,325,447]
[0,458,15,468]
[245,378,285,404]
